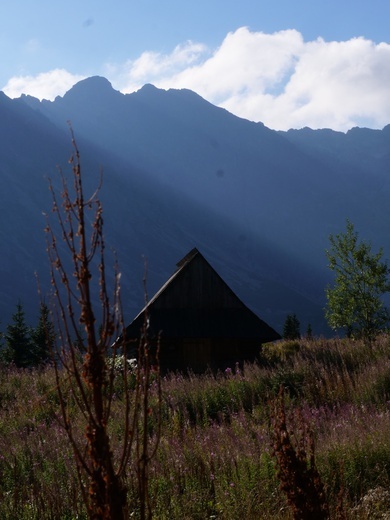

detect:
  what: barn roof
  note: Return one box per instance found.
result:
[125,248,280,342]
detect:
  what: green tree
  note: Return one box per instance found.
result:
[2,302,33,367]
[325,220,390,339]
[0,322,3,354]
[30,302,54,365]
[305,323,313,340]
[283,314,301,340]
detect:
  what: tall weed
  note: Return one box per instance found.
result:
[0,335,389,517]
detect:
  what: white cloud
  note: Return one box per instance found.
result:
[273,37,390,130]
[3,29,390,131]
[110,40,209,94]
[2,69,85,101]
[111,28,390,131]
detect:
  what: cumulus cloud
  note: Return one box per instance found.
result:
[2,69,85,101]
[3,28,390,130]
[112,27,390,131]
[108,40,209,94]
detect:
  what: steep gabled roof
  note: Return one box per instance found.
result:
[125,248,280,342]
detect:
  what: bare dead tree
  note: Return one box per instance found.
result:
[44,128,160,519]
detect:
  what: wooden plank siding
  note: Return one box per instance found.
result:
[157,338,264,374]
[123,248,280,373]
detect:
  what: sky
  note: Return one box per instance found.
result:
[2,0,390,131]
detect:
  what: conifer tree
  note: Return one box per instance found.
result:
[306,323,313,339]
[2,302,33,367]
[283,313,301,340]
[0,322,3,353]
[30,302,54,365]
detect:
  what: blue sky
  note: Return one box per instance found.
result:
[2,0,390,130]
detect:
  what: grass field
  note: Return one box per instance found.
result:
[0,336,389,519]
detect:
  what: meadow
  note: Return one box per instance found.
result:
[0,336,389,519]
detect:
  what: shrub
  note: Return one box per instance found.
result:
[261,340,301,364]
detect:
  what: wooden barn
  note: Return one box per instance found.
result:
[124,248,280,373]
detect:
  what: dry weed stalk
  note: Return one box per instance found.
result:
[271,387,330,520]
[44,129,160,519]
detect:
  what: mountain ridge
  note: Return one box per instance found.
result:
[1,77,390,335]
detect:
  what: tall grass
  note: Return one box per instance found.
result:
[0,335,389,518]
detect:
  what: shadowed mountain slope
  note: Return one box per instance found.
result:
[1,77,390,335]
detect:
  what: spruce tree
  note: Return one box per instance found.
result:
[30,303,54,365]
[306,323,313,339]
[283,313,301,340]
[0,322,3,353]
[3,302,33,367]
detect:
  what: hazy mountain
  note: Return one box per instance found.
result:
[2,76,390,335]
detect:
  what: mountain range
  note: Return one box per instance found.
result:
[1,76,390,335]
